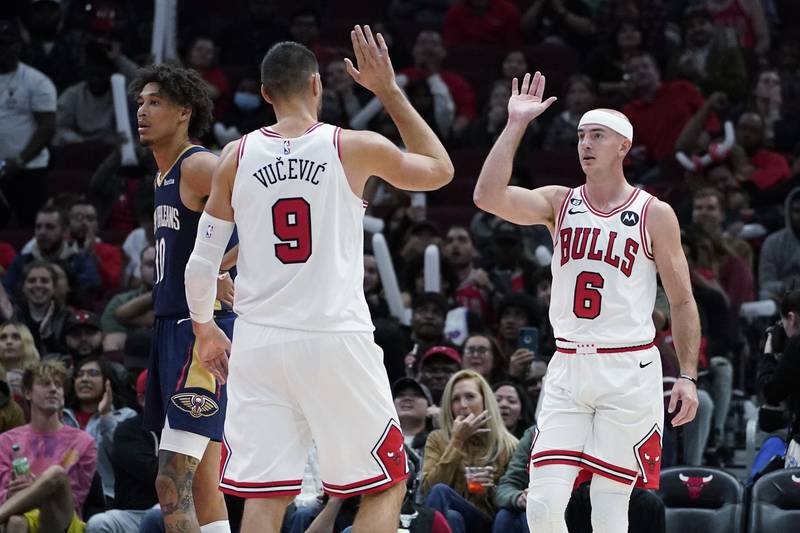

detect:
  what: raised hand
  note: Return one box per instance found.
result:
[507,71,557,125]
[98,379,113,415]
[344,25,396,96]
[451,410,492,445]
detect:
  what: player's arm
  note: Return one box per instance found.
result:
[473,72,565,229]
[183,141,239,381]
[180,150,219,205]
[341,25,453,194]
[648,199,700,426]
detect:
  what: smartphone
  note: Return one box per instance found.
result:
[517,327,539,353]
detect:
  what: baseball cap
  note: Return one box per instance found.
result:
[136,369,148,396]
[63,310,102,335]
[391,377,433,405]
[421,345,461,366]
[0,20,21,44]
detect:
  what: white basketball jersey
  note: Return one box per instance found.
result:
[231,123,373,332]
[549,185,657,344]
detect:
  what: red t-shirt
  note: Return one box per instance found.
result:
[95,241,123,292]
[623,81,720,162]
[748,149,791,189]
[400,67,478,120]
[443,0,521,49]
[73,409,93,430]
[0,242,15,273]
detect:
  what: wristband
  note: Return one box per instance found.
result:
[679,374,697,385]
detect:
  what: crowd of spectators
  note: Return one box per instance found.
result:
[1,0,800,532]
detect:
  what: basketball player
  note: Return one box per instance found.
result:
[183,27,453,533]
[131,64,237,533]
[473,72,700,533]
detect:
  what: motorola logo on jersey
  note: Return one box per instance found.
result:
[559,227,639,277]
[621,211,639,226]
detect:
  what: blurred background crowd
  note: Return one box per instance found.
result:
[1,0,800,532]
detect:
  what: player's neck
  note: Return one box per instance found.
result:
[583,170,633,210]
[151,135,193,176]
[271,102,319,136]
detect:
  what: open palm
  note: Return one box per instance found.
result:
[507,71,557,124]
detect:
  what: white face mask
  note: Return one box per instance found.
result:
[234,92,261,111]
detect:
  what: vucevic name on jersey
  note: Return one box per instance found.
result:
[231,123,373,333]
[549,185,657,345]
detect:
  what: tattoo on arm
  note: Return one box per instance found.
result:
[157,451,201,533]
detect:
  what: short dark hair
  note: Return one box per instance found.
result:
[260,41,319,100]
[22,360,68,392]
[693,186,725,209]
[781,290,800,317]
[37,204,67,227]
[129,63,214,139]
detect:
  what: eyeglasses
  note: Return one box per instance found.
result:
[75,368,102,378]
[463,346,491,356]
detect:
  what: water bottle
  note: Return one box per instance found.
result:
[11,444,30,478]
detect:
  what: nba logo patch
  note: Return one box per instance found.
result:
[283,140,291,155]
[205,224,214,238]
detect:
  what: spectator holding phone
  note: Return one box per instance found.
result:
[422,369,518,533]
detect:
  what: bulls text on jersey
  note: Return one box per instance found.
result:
[559,227,639,278]
[252,157,327,190]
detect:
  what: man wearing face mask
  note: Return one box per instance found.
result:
[213,77,275,146]
[0,19,57,229]
[53,41,121,147]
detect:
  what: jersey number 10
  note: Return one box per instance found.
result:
[273,198,312,264]
[154,237,166,284]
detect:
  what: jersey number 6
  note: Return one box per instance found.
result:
[272,197,312,264]
[573,271,604,319]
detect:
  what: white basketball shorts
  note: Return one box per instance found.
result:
[530,341,664,489]
[219,320,408,498]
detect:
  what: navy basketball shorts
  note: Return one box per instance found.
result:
[144,312,236,441]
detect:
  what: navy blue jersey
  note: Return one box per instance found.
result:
[152,146,236,317]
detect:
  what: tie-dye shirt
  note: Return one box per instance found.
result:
[0,423,96,511]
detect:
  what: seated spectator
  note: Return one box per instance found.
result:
[20,0,79,92]
[63,356,135,504]
[542,74,597,152]
[52,41,119,147]
[0,321,40,402]
[736,111,792,193]
[67,198,123,293]
[0,19,57,229]
[399,293,458,380]
[444,226,493,322]
[0,366,24,432]
[623,51,720,175]
[405,77,455,141]
[393,377,434,465]
[422,369,518,533]
[492,426,666,533]
[320,60,368,128]
[520,0,595,50]
[101,245,154,351]
[183,35,230,120]
[461,334,506,386]
[85,370,158,533]
[747,69,786,149]
[287,10,339,66]
[61,311,106,364]
[389,0,451,30]
[3,205,101,298]
[121,205,155,287]
[470,81,517,148]
[482,222,538,307]
[214,76,276,146]
[492,381,533,439]
[495,293,547,368]
[0,360,97,532]
[584,17,642,108]
[9,261,72,356]
[706,0,771,59]
[443,0,521,50]
[758,187,800,299]
[418,346,463,407]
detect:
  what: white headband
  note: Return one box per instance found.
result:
[578,110,633,141]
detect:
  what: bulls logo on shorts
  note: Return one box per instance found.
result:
[633,424,662,486]
[372,421,408,481]
[171,392,220,418]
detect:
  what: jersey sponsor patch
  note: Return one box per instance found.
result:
[171,392,220,418]
[621,211,640,226]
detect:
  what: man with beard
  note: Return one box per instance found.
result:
[3,205,101,297]
[417,346,462,407]
[735,112,792,193]
[0,19,56,228]
[62,310,105,362]
[399,292,458,384]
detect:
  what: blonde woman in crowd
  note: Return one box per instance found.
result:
[0,321,40,400]
[422,369,518,533]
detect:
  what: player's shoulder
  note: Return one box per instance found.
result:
[644,197,680,238]
[179,147,218,178]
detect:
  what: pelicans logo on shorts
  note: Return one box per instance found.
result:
[171,392,220,418]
